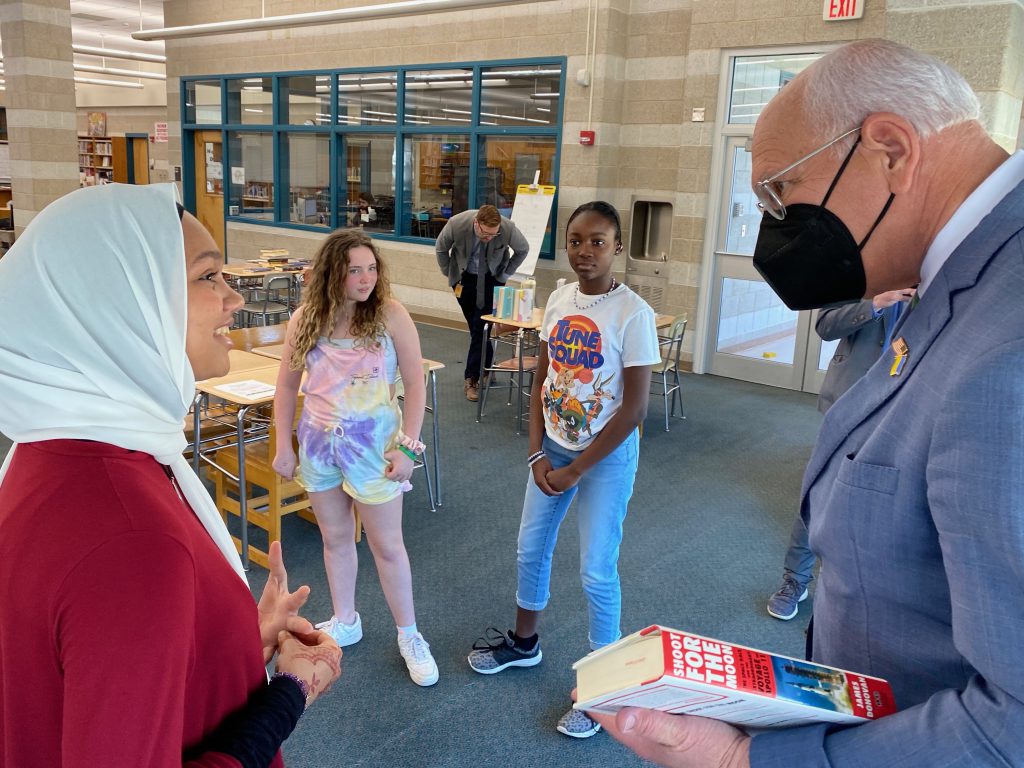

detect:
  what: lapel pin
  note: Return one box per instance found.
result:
[890,337,909,376]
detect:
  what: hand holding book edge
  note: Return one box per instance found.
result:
[587,706,751,768]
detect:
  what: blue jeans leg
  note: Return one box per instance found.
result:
[515,432,639,651]
[574,431,638,649]
[515,454,578,613]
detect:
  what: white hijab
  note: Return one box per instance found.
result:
[0,183,245,581]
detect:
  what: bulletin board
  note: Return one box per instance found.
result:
[509,183,556,277]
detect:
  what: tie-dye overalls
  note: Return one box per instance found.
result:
[296,335,412,504]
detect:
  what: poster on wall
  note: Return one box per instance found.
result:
[231,166,245,185]
[154,122,168,143]
[87,112,107,137]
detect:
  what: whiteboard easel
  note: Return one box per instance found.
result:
[509,176,555,278]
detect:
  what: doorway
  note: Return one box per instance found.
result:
[699,49,834,393]
[193,130,224,254]
[125,134,150,184]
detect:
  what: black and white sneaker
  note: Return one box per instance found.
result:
[467,628,542,674]
[556,708,602,739]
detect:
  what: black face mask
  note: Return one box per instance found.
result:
[752,137,895,311]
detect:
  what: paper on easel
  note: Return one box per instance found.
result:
[509,183,556,279]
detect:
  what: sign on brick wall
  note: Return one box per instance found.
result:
[823,0,863,21]
[154,122,168,143]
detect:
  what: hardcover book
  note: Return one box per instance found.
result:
[573,625,897,729]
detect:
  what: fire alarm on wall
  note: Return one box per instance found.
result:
[579,130,595,146]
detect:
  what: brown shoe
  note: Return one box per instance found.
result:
[464,378,479,402]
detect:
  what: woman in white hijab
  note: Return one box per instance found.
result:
[0,183,341,767]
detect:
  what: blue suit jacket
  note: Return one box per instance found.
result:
[816,300,895,414]
[751,181,1024,766]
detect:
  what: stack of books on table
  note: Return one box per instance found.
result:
[259,248,291,264]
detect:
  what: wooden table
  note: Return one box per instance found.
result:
[251,343,446,508]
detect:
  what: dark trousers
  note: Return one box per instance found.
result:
[456,271,499,381]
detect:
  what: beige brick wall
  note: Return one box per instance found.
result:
[161,0,1024,361]
[0,0,79,232]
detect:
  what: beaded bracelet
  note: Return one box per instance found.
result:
[398,445,418,461]
[272,671,309,709]
[396,431,426,456]
[527,450,546,468]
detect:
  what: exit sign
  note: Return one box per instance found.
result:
[823,0,863,20]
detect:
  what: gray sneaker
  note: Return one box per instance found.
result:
[467,628,542,674]
[767,577,809,621]
[557,707,602,739]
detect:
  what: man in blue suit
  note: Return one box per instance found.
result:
[591,39,1024,766]
[767,289,913,620]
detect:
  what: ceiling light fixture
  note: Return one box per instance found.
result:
[74,76,145,89]
[132,0,558,41]
[74,63,166,81]
[73,44,166,63]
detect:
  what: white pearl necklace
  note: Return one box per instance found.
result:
[573,277,618,310]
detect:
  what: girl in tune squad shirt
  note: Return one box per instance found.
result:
[467,201,660,740]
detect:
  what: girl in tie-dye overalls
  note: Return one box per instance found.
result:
[273,229,439,687]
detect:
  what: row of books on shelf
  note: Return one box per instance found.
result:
[79,155,112,168]
[78,140,112,154]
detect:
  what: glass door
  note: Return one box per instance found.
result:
[707,136,832,392]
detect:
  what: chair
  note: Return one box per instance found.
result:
[238,274,293,327]
[653,314,687,432]
[478,326,539,435]
[227,322,289,353]
[212,406,362,569]
[395,360,439,511]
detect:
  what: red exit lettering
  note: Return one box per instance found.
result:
[824,0,862,20]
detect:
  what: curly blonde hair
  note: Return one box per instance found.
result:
[289,229,391,371]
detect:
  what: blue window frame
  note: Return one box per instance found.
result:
[181,58,565,258]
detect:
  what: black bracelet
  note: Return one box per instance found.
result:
[528,451,546,467]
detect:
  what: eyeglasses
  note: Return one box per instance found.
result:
[754,126,861,220]
[475,221,500,239]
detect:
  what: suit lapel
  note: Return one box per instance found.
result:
[800,179,1024,500]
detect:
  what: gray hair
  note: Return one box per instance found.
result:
[802,39,980,152]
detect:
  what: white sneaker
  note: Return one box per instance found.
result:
[316,613,363,647]
[397,631,439,687]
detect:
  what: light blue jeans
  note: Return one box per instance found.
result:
[516,430,639,650]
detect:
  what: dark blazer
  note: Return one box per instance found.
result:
[751,179,1024,764]
[815,299,899,414]
[434,209,530,287]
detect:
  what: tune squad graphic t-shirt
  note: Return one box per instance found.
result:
[541,282,660,450]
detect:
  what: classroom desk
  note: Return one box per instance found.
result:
[251,343,445,507]
[478,310,674,433]
[193,363,282,570]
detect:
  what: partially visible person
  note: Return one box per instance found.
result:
[468,201,660,740]
[591,38,1024,766]
[0,183,341,767]
[273,229,439,687]
[767,288,914,620]
[434,204,529,401]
